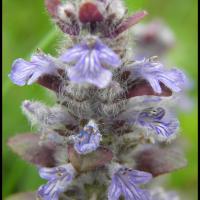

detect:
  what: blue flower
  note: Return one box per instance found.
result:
[60,37,121,88]
[129,58,186,94]
[37,164,75,200]
[73,120,102,154]
[9,53,58,86]
[136,107,179,139]
[108,167,152,200]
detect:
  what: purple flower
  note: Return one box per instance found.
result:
[129,58,186,94]
[136,107,179,138]
[60,37,121,88]
[108,167,152,200]
[73,120,102,154]
[9,53,58,86]
[37,164,75,200]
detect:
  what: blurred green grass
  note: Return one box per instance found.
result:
[3,0,198,199]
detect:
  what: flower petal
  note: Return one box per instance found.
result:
[130,58,187,94]
[108,176,122,200]
[158,69,186,92]
[87,68,112,88]
[37,181,60,200]
[67,50,113,88]
[60,45,87,63]
[9,58,35,86]
[37,164,75,200]
[61,38,121,88]
[39,165,69,181]
[74,133,102,154]
[9,54,58,86]
[98,44,122,67]
[136,107,179,139]
[73,120,102,154]
[108,168,152,200]
[129,170,152,185]
[147,77,162,94]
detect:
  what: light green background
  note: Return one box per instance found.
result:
[3,0,198,199]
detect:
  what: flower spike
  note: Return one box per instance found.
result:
[7,0,189,199]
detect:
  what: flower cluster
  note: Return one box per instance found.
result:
[8,0,188,200]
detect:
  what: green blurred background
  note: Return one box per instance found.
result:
[3,0,198,199]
